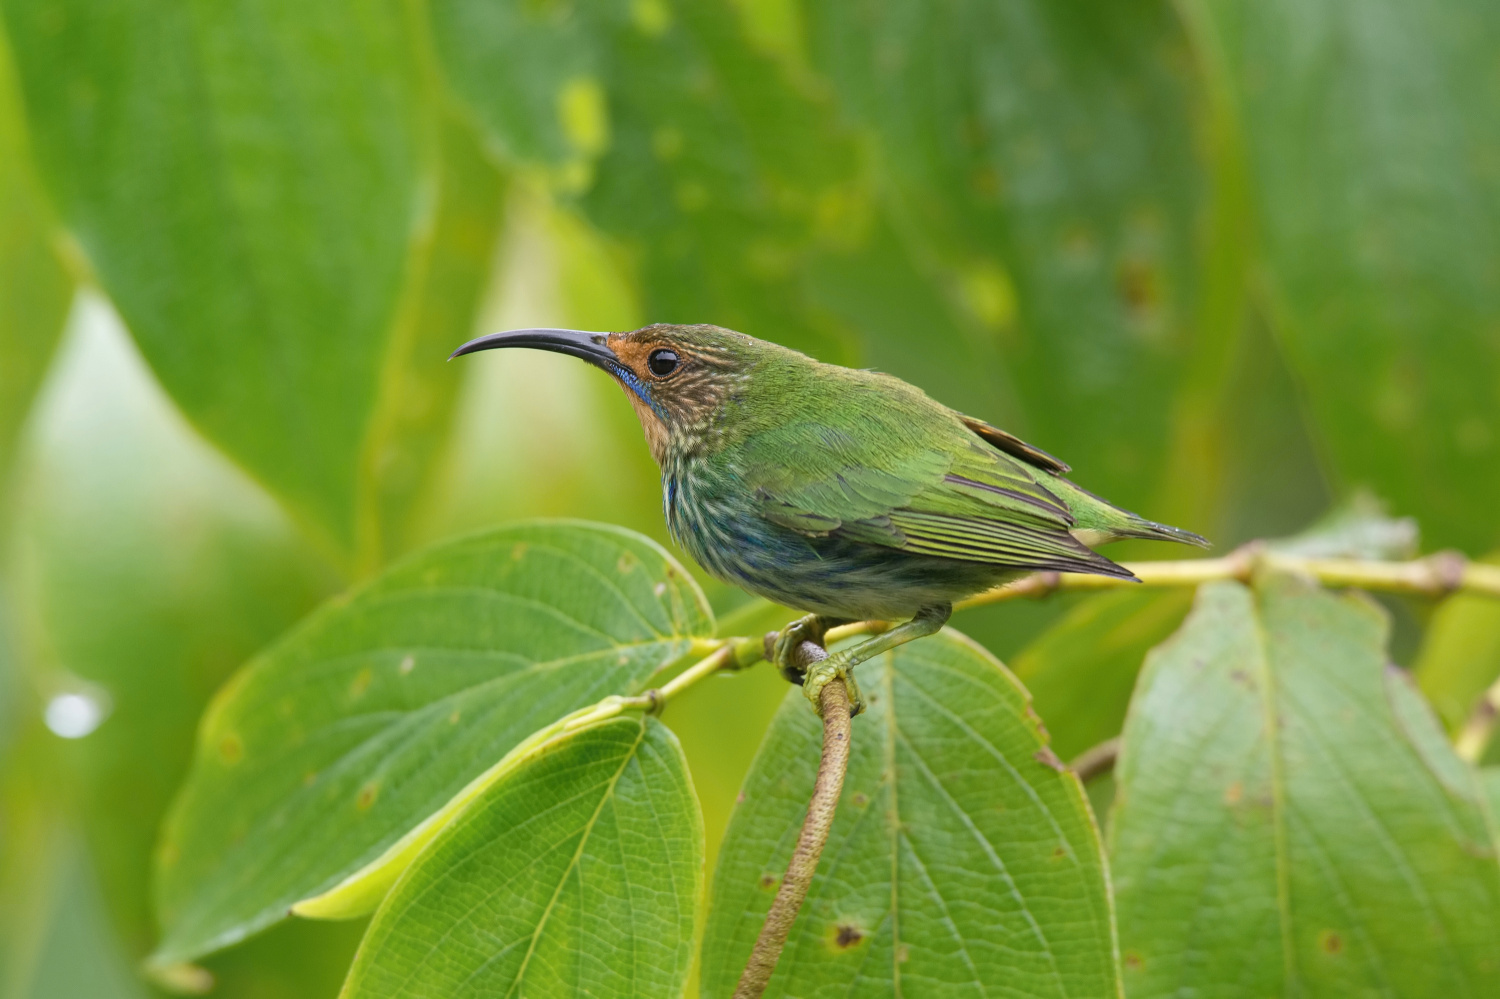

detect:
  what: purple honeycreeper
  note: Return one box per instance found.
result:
[452,324,1208,714]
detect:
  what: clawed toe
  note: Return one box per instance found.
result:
[802,655,864,718]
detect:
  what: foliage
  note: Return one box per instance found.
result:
[0,0,1496,996]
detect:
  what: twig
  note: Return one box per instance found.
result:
[950,546,1498,612]
[723,550,1500,675]
[1070,737,1121,784]
[734,640,853,999]
[1456,674,1500,764]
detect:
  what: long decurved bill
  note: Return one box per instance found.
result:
[448,328,617,370]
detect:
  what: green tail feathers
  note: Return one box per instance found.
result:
[1115,516,1212,549]
[1045,476,1211,550]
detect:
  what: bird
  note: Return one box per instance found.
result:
[451,323,1208,715]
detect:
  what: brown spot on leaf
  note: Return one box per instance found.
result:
[1034,747,1066,772]
[357,782,379,810]
[832,923,864,949]
[895,944,910,964]
[1124,951,1144,971]
[617,551,639,574]
[1052,845,1067,860]
[1229,668,1254,689]
[759,873,779,890]
[736,790,746,805]
[1320,930,1343,955]
[853,792,869,807]
[1117,258,1160,318]
[219,733,244,765]
[1224,781,1243,805]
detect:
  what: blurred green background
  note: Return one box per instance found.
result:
[0,0,1496,994]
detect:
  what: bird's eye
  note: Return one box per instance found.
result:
[647,348,680,377]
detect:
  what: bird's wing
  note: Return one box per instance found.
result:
[958,414,1070,473]
[745,419,1129,577]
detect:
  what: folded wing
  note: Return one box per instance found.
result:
[746,418,1133,579]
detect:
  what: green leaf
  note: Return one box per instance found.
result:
[1012,588,1193,761]
[1413,559,1500,733]
[1199,0,1500,552]
[359,112,506,567]
[430,0,858,361]
[9,296,337,972]
[1,0,428,553]
[152,521,713,968]
[0,34,69,486]
[1264,490,1418,560]
[343,715,701,999]
[803,0,1213,515]
[1111,575,1500,997]
[701,630,1120,998]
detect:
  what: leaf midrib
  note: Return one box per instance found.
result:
[504,720,649,998]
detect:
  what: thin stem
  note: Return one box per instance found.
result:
[734,644,853,999]
[953,547,1497,611]
[1071,737,1121,784]
[715,551,1500,681]
[1456,675,1500,764]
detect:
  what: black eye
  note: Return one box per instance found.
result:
[647,348,679,377]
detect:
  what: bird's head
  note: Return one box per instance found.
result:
[450,323,764,463]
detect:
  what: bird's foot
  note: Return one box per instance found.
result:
[801,652,864,718]
[770,614,845,685]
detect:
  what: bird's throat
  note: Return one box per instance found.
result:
[620,383,670,465]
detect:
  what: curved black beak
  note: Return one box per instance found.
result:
[448,328,618,371]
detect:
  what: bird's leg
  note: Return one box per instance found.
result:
[802,602,952,718]
[770,614,851,685]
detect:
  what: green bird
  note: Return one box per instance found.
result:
[452,324,1208,714]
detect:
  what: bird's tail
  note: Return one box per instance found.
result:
[1114,516,1212,549]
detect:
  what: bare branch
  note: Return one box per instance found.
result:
[734,640,853,999]
[1070,737,1121,784]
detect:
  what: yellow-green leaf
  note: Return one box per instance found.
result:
[1112,575,1500,996]
[701,630,1120,997]
[342,716,701,999]
[151,521,713,969]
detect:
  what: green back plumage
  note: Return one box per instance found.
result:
[705,344,1202,578]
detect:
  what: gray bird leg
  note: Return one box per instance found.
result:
[800,602,952,717]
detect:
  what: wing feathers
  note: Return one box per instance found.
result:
[960,415,1071,474]
[746,411,1132,579]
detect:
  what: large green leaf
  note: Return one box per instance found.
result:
[359,112,506,569]
[1198,0,1500,552]
[152,521,713,969]
[1111,575,1500,997]
[8,295,337,980]
[430,0,857,361]
[701,630,1120,998]
[803,0,1213,516]
[1,0,427,552]
[0,35,69,486]
[343,715,701,999]
[1012,588,1192,761]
